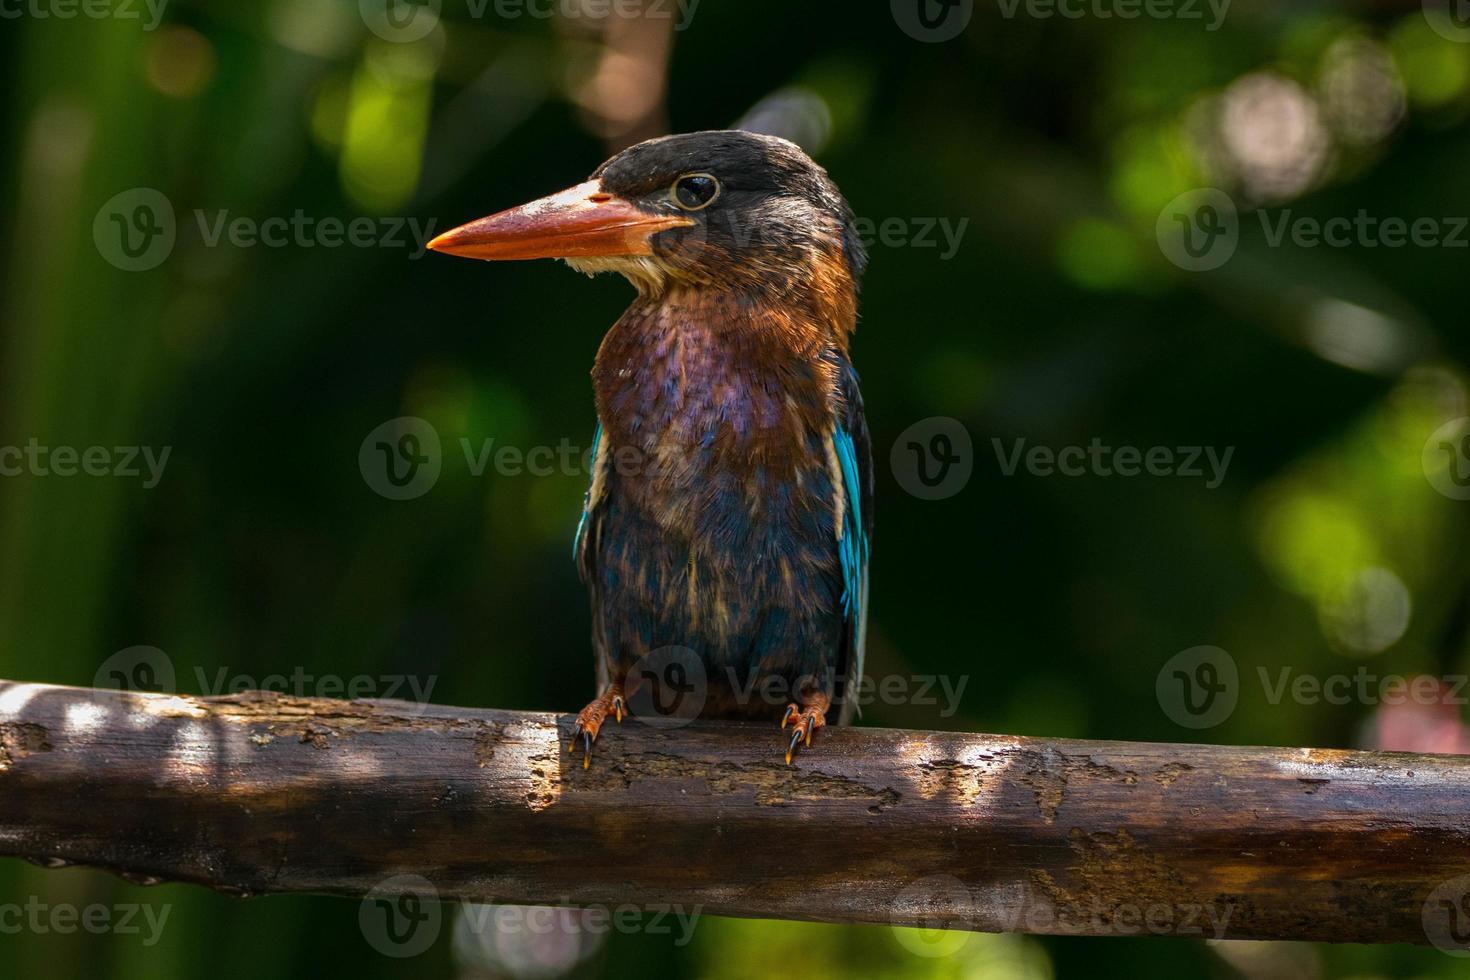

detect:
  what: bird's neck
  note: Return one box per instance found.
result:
[619,246,860,357]
[592,268,857,456]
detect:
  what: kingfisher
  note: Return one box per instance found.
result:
[429,131,872,767]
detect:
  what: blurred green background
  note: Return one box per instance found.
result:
[4,0,1470,976]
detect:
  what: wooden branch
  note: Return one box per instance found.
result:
[2,679,1468,948]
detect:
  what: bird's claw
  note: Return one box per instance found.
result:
[568,723,600,769]
[570,687,625,769]
[781,701,825,765]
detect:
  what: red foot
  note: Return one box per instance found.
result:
[570,684,625,769]
[781,691,830,765]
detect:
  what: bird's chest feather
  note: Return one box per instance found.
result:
[591,294,839,559]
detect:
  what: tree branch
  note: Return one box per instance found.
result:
[1,680,1467,947]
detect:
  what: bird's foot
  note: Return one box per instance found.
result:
[570,684,625,770]
[781,692,830,765]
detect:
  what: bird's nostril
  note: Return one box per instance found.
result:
[589,193,613,203]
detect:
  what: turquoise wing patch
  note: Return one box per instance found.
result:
[833,426,868,619]
[833,423,870,721]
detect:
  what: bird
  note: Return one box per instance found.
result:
[428,130,871,767]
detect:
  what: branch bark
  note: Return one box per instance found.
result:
[2,680,1468,947]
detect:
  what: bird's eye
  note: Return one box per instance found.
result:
[670,173,720,211]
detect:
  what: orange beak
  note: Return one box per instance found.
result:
[427,180,694,261]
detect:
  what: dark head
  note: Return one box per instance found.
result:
[428,131,866,299]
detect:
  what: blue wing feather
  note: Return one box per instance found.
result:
[832,359,872,725]
[834,427,866,616]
